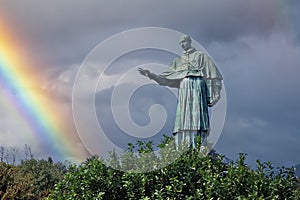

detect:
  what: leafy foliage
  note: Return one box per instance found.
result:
[49,136,300,200]
[0,158,67,199]
[0,138,299,199]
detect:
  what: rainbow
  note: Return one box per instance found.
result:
[0,16,84,162]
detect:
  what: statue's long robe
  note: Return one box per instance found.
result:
[155,48,223,136]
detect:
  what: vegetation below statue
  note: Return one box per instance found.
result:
[50,136,300,200]
[0,137,300,199]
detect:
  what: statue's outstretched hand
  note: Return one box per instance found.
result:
[138,68,151,77]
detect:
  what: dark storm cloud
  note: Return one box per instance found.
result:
[148,0,283,45]
[2,0,284,66]
[94,83,177,151]
[104,49,177,76]
[281,0,300,44]
[212,33,300,166]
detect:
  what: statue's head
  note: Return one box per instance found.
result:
[179,35,192,51]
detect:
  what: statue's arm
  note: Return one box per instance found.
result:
[213,79,222,101]
[138,68,177,87]
[206,78,222,107]
[148,72,167,85]
[200,53,223,106]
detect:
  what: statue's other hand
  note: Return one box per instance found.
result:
[214,93,220,102]
[138,68,151,77]
[207,96,213,107]
[208,93,221,107]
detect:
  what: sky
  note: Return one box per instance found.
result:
[0,0,300,168]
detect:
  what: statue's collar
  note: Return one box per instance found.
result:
[182,47,196,55]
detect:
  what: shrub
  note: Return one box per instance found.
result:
[0,158,67,199]
[49,137,300,199]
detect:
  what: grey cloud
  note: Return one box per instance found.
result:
[213,33,300,166]
[2,0,286,67]
[94,82,177,150]
[216,111,300,167]
[104,49,176,76]
[42,65,79,102]
[281,0,300,44]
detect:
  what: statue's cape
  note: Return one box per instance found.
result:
[160,50,223,81]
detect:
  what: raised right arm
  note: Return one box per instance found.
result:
[138,68,167,85]
[138,68,179,88]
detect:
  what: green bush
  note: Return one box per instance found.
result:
[49,137,300,200]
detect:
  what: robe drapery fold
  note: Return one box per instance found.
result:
[173,77,210,133]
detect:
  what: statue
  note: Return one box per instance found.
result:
[138,35,223,152]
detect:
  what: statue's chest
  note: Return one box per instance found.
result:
[180,53,202,70]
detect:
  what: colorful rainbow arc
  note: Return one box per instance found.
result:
[0,18,77,161]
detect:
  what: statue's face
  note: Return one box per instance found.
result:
[179,37,191,51]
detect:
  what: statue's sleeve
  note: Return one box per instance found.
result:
[151,58,180,88]
[202,54,223,105]
[203,54,223,80]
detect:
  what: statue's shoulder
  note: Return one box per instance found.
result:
[196,50,206,55]
[172,56,181,63]
[191,50,206,57]
[196,51,212,60]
